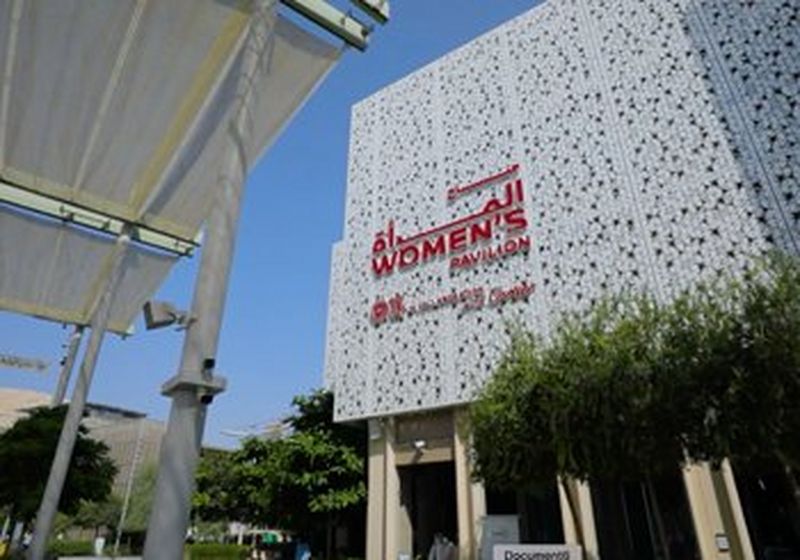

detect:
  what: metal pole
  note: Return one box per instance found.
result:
[51,325,84,406]
[113,416,145,556]
[143,5,273,559]
[28,230,131,560]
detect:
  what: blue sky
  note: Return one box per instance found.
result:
[1,0,539,447]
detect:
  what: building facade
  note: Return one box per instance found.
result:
[324,0,800,558]
[81,403,166,497]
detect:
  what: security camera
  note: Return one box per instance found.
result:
[412,439,427,452]
[197,385,218,405]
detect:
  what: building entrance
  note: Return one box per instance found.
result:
[399,462,459,557]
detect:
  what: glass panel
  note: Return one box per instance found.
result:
[485,480,565,544]
[592,471,700,560]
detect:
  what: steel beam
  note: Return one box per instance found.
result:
[280,0,370,50]
[0,180,197,257]
[51,326,85,406]
[352,0,389,24]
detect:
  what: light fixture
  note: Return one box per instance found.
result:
[412,439,427,452]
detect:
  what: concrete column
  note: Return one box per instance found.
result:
[683,462,734,560]
[366,419,386,559]
[576,481,599,560]
[558,478,580,546]
[719,461,755,560]
[558,479,599,560]
[384,418,402,560]
[470,475,487,558]
[454,409,485,560]
[142,3,272,557]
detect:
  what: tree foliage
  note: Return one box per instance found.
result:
[73,495,122,533]
[193,449,240,523]
[193,389,366,546]
[122,462,158,532]
[472,254,800,489]
[0,406,117,523]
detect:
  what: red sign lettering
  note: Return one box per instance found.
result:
[371,165,531,276]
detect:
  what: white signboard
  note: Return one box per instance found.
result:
[493,544,583,560]
[481,515,520,560]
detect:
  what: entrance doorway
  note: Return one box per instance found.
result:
[399,462,459,557]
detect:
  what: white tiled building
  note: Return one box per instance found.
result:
[325,1,800,559]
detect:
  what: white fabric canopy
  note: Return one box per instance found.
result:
[0,0,340,332]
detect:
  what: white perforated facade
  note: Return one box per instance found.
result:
[325,0,800,422]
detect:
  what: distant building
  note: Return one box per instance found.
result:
[0,388,49,431]
[81,403,166,496]
[0,388,165,496]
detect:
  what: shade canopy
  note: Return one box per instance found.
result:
[0,0,339,333]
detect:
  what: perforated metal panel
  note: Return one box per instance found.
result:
[325,0,800,421]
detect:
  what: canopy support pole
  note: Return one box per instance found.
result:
[28,229,131,560]
[142,3,269,557]
[51,325,85,406]
[113,416,146,557]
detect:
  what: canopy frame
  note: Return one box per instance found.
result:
[0,178,197,257]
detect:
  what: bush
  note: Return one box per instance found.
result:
[185,543,250,559]
[46,539,94,557]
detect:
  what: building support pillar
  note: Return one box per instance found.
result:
[558,479,599,560]
[383,418,402,560]
[719,460,755,560]
[470,472,487,558]
[454,409,485,560]
[366,419,386,559]
[142,4,272,558]
[576,481,599,560]
[684,462,737,560]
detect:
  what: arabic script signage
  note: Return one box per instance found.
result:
[370,280,535,326]
[368,165,536,326]
[371,164,529,276]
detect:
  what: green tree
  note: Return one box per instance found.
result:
[73,496,122,537]
[122,462,158,532]
[0,406,116,528]
[194,389,366,558]
[471,255,800,543]
[193,449,239,523]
